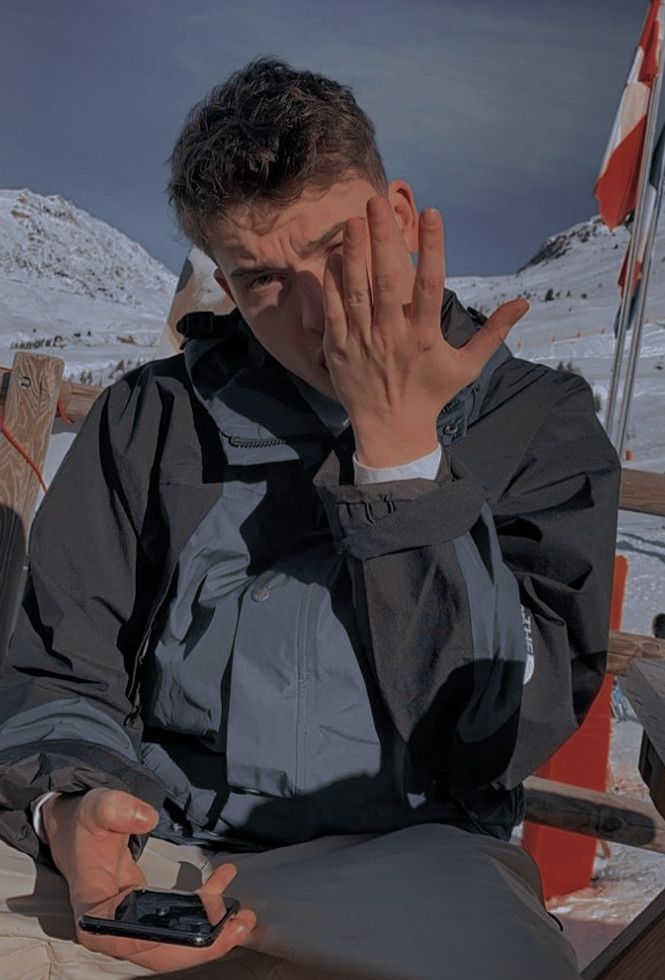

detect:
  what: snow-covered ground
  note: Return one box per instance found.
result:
[1,188,664,971]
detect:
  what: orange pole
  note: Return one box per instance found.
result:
[521,555,629,899]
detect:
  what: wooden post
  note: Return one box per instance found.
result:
[608,631,665,675]
[582,889,665,979]
[0,352,64,658]
[0,366,101,425]
[624,659,665,820]
[619,469,665,517]
[524,776,665,854]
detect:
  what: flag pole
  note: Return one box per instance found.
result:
[603,214,642,439]
[604,0,665,445]
[614,115,665,455]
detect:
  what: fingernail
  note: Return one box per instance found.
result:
[423,208,439,226]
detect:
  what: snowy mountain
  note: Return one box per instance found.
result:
[0,189,176,385]
[453,213,665,469]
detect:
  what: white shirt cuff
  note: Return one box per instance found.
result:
[31,791,60,844]
[352,445,442,485]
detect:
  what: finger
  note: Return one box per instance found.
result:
[411,209,445,345]
[366,196,406,331]
[323,251,348,348]
[203,905,258,961]
[199,862,237,897]
[83,789,159,837]
[78,927,161,960]
[197,863,239,930]
[462,298,529,369]
[341,217,372,343]
[198,863,257,956]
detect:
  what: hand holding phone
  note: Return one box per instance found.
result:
[42,788,257,971]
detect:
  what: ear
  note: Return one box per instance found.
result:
[387,180,419,252]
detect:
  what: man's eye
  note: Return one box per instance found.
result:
[248,273,278,290]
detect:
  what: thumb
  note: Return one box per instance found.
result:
[492,297,529,337]
[198,863,258,950]
[82,788,159,837]
[464,297,529,364]
[199,862,238,896]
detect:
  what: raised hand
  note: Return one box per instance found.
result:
[322,196,528,467]
[42,788,257,971]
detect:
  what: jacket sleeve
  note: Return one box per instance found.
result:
[0,380,167,859]
[314,373,621,795]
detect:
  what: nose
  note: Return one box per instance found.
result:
[296,270,326,335]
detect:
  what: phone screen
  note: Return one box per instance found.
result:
[79,887,240,947]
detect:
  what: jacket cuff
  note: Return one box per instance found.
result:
[352,446,442,485]
[0,741,166,859]
[30,791,150,863]
[315,450,489,560]
[31,791,59,844]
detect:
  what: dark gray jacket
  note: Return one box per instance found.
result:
[0,290,621,857]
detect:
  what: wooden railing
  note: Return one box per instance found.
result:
[0,364,102,424]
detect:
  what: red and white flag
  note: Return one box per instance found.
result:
[617,121,665,297]
[594,0,664,231]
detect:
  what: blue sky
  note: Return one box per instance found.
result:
[0,0,654,276]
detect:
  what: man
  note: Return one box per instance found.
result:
[0,59,619,978]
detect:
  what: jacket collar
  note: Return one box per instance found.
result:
[179,289,511,465]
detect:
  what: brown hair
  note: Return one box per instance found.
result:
[168,57,387,255]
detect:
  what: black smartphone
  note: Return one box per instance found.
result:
[79,886,241,947]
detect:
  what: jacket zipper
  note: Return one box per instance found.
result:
[127,632,152,723]
[226,433,333,450]
[228,436,286,448]
[126,573,177,722]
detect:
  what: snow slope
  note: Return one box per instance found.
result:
[0,189,176,385]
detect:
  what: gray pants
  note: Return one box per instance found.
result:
[0,823,580,979]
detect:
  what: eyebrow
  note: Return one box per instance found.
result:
[299,221,346,258]
[229,221,347,280]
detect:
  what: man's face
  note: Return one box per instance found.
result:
[209,176,418,401]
